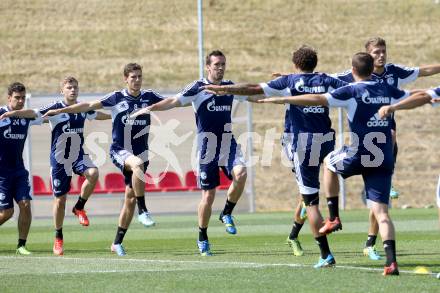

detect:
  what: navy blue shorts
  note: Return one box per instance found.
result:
[0,168,32,210]
[326,146,393,204]
[282,132,335,195]
[110,147,149,186]
[51,153,96,197]
[198,137,245,190]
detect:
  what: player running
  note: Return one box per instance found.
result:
[42,64,163,256]
[1,77,110,255]
[203,46,347,267]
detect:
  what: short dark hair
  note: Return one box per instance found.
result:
[123,63,142,77]
[8,82,26,96]
[365,37,386,51]
[292,45,318,72]
[205,50,225,65]
[61,76,78,88]
[352,52,374,77]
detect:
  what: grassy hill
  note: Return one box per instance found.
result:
[1,0,440,209]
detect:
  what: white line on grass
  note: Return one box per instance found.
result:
[0,256,434,277]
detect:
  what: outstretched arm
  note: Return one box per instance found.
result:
[202,83,264,96]
[257,94,328,106]
[130,97,182,119]
[0,109,37,120]
[418,64,440,77]
[42,100,103,118]
[378,91,432,119]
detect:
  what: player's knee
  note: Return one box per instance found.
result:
[55,196,67,209]
[234,168,247,184]
[86,168,99,183]
[201,190,215,205]
[302,192,319,206]
[0,208,14,224]
[18,200,31,211]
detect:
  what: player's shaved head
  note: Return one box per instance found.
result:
[292,45,318,72]
[365,37,386,52]
[352,52,374,78]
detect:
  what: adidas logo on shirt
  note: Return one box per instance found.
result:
[367,113,389,127]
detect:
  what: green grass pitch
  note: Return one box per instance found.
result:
[1,208,439,292]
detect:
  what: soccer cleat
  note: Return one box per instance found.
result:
[318,217,342,234]
[220,213,237,235]
[286,237,304,256]
[383,262,399,276]
[389,186,399,199]
[53,238,64,256]
[197,240,212,256]
[313,254,336,268]
[111,243,126,256]
[363,246,382,260]
[72,208,90,226]
[300,201,307,220]
[16,246,32,255]
[138,211,155,227]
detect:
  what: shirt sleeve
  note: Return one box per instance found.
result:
[260,76,291,97]
[324,86,354,108]
[29,109,44,125]
[38,101,59,115]
[86,110,97,120]
[390,89,410,105]
[100,92,117,109]
[176,81,200,106]
[393,64,419,87]
[326,75,349,91]
[426,87,440,99]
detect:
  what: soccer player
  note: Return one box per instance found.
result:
[331,37,440,260]
[42,63,163,256]
[378,86,440,230]
[2,77,110,255]
[259,52,418,276]
[202,46,347,266]
[132,51,247,256]
[0,82,43,255]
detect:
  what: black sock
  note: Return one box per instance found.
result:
[315,235,331,259]
[136,196,148,214]
[17,239,26,248]
[55,228,63,240]
[383,240,396,266]
[114,226,128,245]
[327,197,339,221]
[289,222,303,240]
[222,200,237,216]
[198,227,208,241]
[365,235,377,247]
[74,196,87,210]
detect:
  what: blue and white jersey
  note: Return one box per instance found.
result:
[334,63,419,88]
[0,106,42,170]
[260,73,347,134]
[38,101,97,166]
[177,78,242,136]
[101,89,164,156]
[324,81,409,168]
[427,86,440,98]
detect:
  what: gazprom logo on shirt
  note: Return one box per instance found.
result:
[361,91,390,104]
[121,114,147,125]
[3,127,26,140]
[294,78,325,93]
[367,113,389,127]
[207,98,231,112]
[62,122,84,134]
